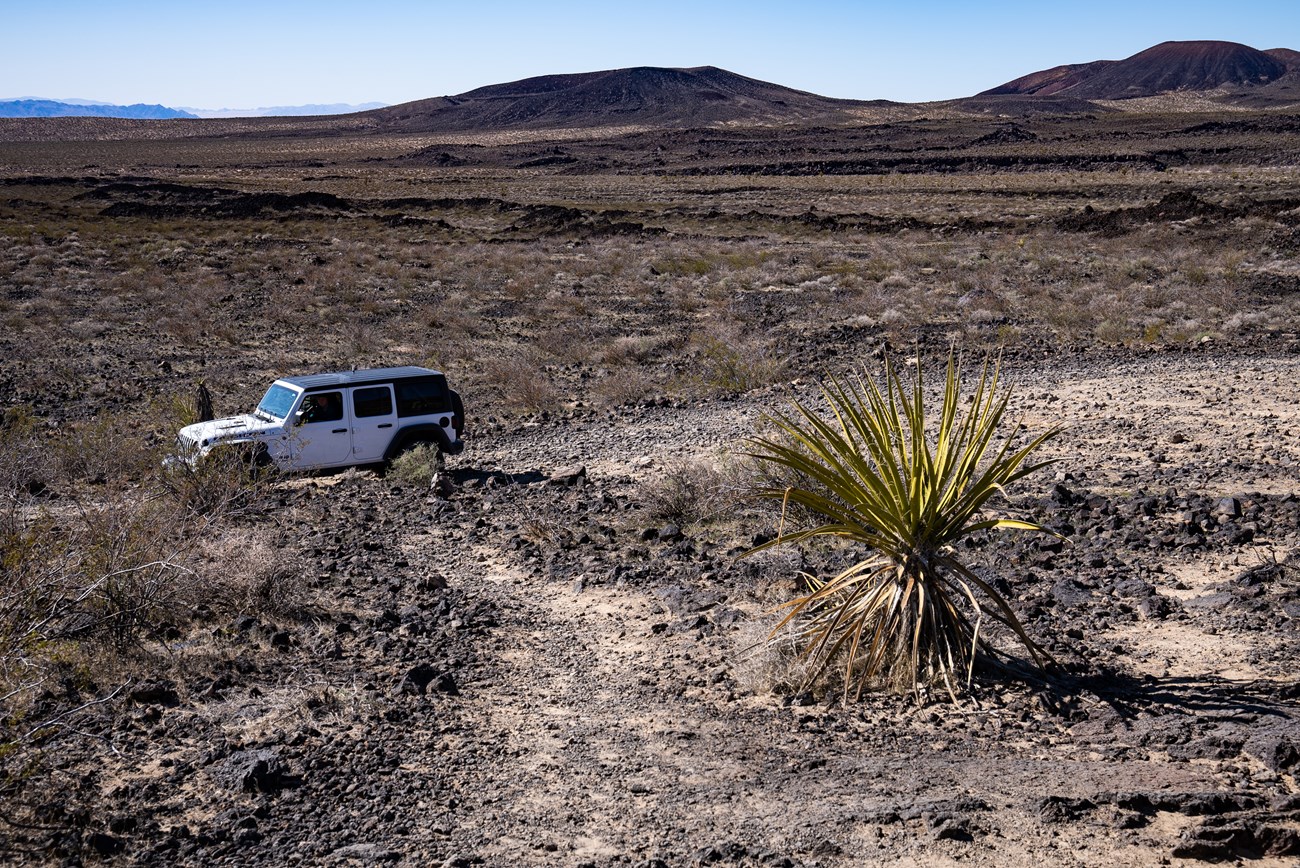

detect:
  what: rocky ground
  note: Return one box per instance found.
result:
[4,346,1298,867]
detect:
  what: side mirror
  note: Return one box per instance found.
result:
[294,410,307,426]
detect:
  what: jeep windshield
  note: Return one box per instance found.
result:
[255,383,299,421]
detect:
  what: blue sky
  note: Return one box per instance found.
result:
[5,0,1297,107]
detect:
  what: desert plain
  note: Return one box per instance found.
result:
[1,97,1299,867]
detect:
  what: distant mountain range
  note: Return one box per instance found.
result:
[176,103,388,118]
[0,99,197,119]
[2,40,1296,135]
[0,99,386,119]
[364,42,1299,134]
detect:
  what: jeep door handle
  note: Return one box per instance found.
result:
[332,428,348,434]
[377,423,393,429]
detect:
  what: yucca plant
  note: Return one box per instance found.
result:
[743,354,1060,700]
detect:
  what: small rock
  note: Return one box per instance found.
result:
[1245,733,1300,772]
[1214,497,1243,518]
[398,663,437,695]
[216,748,288,793]
[1172,821,1258,860]
[658,524,683,543]
[431,471,456,499]
[129,680,179,706]
[1037,796,1095,823]
[331,843,402,862]
[1138,595,1175,621]
[419,573,449,592]
[548,464,587,486]
[88,832,124,856]
[929,814,974,841]
[432,673,459,696]
[1050,577,1092,607]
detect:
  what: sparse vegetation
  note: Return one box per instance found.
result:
[2,102,1299,865]
[386,442,444,486]
[0,401,293,759]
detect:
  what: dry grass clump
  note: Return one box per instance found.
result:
[386,442,443,486]
[593,367,658,407]
[482,353,560,413]
[730,618,824,698]
[639,459,736,526]
[194,526,303,619]
[688,328,787,396]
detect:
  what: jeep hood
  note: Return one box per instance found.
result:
[179,415,281,448]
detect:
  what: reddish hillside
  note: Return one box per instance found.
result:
[370,66,878,132]
[981,40,1290,102]
[979,60,1115,96]
[1264,48,1300,68]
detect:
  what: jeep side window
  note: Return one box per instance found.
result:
[299,392,343,424]
[353,386,394,418]
[395,379,450,417]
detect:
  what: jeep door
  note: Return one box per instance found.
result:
[348,385,397,463]
[289,390,353,468]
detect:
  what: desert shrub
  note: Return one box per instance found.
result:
[598,334,672,367]
[0,406,51,521]
[640,459,733,526]
[519,515,566,550]
[483,354,559,413]
[692,334,786,395]
[71,501,196,648]
[593,367,657,407]
[0,496,194,678]
[742,354,1059,701]
[52,404,188,488]
[157,445,271,521]
[386,442,443,486]
[1,464,297,771]
[650,254,715,277]
[195,527,302,618]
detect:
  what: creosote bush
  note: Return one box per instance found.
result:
[640,459,734,526]
[743,354,1060,701]
[386,443,444,486]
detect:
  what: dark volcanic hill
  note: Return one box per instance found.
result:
[980,40,1292,102]
[368,66,880,132]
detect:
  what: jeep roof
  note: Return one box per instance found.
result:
[281,366,448,392]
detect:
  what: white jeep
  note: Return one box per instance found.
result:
[173,366,464,471]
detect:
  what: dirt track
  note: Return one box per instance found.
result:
[413,348,1300,866]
